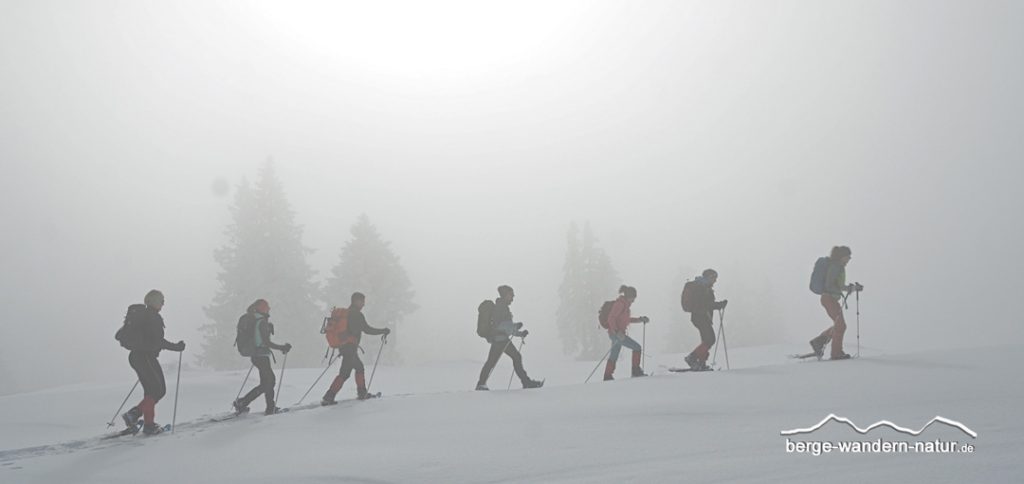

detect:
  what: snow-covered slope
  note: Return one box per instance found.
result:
[1,346,1017,483]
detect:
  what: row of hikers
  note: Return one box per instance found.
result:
[112,245,862,435]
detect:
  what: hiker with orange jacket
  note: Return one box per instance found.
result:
[604,285,649,380]
[321,292,390,404]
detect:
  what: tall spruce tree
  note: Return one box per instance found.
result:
[556,222,620,359]
[322,215,417,364]
[200,162,322,369]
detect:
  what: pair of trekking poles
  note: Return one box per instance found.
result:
[294,333,389,405]
[106,351,184,434]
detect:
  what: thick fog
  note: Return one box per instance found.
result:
[2,0,1022,395]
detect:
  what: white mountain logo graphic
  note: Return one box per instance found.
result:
[781,414,977,439]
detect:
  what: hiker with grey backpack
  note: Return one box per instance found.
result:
[476,285,543,391]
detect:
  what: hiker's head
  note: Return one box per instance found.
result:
[351,292,366,310]
[702,269,719,286]
[248,299,270,315]
[144,290,164,311]
[621,285,637,302]
[831,246,852,266]
[498,285,514,303]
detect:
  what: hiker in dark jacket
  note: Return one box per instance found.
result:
[476,285,543,391]
[233,299,291,415]
[809,246,861,360]
[121,290,185,435]
[683,270,728,371]
[322,292,391,404]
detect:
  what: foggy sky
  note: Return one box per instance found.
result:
[2,0,1022,395]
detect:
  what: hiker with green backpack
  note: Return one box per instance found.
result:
[808,246,863,360]
[232,299,291,415]
[475,285,543,391]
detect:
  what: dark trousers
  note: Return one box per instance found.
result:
[129,351,165,424]
[239,355,275,409]
[688,312,716,362]
[325,345,366,399]
[478,339,528,386]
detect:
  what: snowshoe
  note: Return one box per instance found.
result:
[358,392,381,400]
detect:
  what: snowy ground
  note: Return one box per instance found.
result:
[0,345,1018,483]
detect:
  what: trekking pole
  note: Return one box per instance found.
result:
[275,352,288,404]
[856,289,861,358]
[642,320,646,373]
[171,350,183,433]
[234,364,254,402]
[366,334,388,393]
[106,380,140,427]
[585,346,615,383]
[296,352,338,405]
[712,308,730,370]
[506,336,525,391]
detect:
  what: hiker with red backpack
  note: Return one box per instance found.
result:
[681,270,728,371]
[321,292,390,404]
[808,246,863,360]
[116,290,185,436]
[232,299,292,415]
[476,285,543,391]
[603,285,650,380]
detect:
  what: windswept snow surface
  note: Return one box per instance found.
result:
[0,346,1018,483]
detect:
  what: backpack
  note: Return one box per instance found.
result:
[477,300,495,339]
[680,281,699,313]
[235,313,258,357]
[323,307,355,348]
[809,257,830,295]
[597,300,615,329]
[114,304,147,351]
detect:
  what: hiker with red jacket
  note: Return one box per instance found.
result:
[119,290,185,436]
[232,299,291,415]
[604,285,650,380]
[682,269,728,371]
[809,246,862,360]
[321,292,390,404]
[476,285,543,391]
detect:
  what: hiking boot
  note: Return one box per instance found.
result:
[475,384,489,391]
[142,423,164,436]
[122,406,141,429]
[810,338,826,358]
[603,375,614,381]
[684,354,701,370]
[321,397,338,406]
[831,353,852,361]
[232,399,250,415]
[631,368,648,377]
[265,405,285,415]
[522,379,544,389]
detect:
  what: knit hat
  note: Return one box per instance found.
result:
[144,290,164,307]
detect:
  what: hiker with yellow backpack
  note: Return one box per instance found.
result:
[321,292,390,404]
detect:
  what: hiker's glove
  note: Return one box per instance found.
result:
[639,316,650,324]
[514,329,529,338]
[281,343,292,354]
[171,341,186,352]
[514,322,524,330]
[383,328,391,336]
[718,300,729,310]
